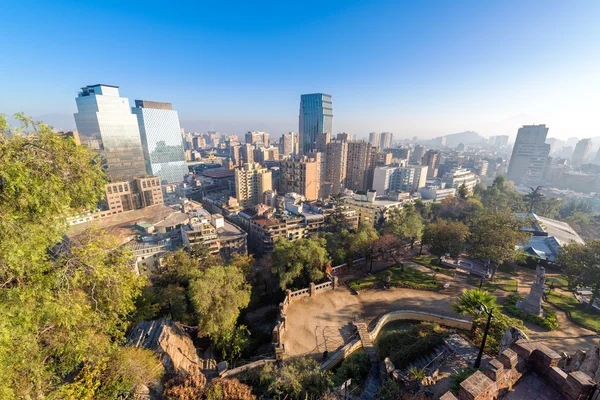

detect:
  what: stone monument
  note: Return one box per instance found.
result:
[517,263,546,316]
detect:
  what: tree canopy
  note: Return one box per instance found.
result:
[557,240,600,308]
[468,212,531,278]
[0,114,147,398]
[189,265,251,337]
[422,220,470,260]
[271,237,329,290]
[384,204,424,241]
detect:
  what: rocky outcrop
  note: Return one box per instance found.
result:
[128,319,199,376]
[498,326,528,356]
[561,346,600,384]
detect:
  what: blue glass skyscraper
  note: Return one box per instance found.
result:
[133,100,188,184]
[299,93,332,154]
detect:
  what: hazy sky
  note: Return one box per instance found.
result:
[1,0,599,140]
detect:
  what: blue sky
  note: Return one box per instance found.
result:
[1,0,599,140]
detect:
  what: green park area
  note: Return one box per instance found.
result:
[466,276,518,293]
[545,291,600,333]
[349,264,442,291]
[413,255,456,276]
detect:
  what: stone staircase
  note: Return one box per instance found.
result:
[355,320,378,364]
[354,319,380,400]
[405,343,452,371]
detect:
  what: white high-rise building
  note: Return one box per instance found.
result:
[74,84,146,182]
[506,125,551,184]
[372,166,416,194]
[380,132,393,150]
[368,132,380,149]
[132,100,188,184]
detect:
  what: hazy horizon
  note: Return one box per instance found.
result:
[2,1,599,141]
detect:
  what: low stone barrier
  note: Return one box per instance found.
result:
[219,359,277,378]
[441,340,598,400]
[369,310,472,341]
[320,338,362,371]
[319,310,472,370]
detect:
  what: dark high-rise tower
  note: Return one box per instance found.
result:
[299,93,332,154]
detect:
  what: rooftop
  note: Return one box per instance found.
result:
[518,213,585,245]
[201,168,235,179]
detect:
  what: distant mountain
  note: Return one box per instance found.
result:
[434,131,487,147]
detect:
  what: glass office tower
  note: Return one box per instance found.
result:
[133,100,188,184]
[299,93,333,154]
[74,84,147,182]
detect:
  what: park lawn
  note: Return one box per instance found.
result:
[466,276,518,293]
[413,255,455,277]
[547,275,570,290]
[349,264,442,291]
[546,291,600,333]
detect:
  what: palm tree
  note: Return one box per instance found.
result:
[524,186,545,213]
[451,289,498,317]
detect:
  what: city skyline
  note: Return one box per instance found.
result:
[2,1,599,140]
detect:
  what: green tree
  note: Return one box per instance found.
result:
[325,229,351,266]
[384,204,424,242]
[271,237,329,290]
[422,220,470,261]
[468,212,531,279]
[479,176,525,213]
[243,357,332,399]
[349,223,380,261]
[189,242,222,269]
[557,241,600,309]
[189,265,251,336]
[0,114,147,398]
[229,253,255,278]
[214,325,250,364]
[457,183,469,199]
[52,347,164,400]
[524,186,545,213]
[451,289,498,315]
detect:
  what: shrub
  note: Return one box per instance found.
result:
[450,368,476,394]
[375,323,447,368]
[503,294,558,331]
[240,357,333,400]
[332,351,371,388]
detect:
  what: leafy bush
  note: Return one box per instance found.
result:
[332,351,371,388]
[375,323,447,368]
[240,357,333,400]
[450,368,476,394]
[503,294,558,331]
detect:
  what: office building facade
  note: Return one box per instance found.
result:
[234,163,273,208]
[325,140,348,195]
[507,125,551,184]
[132,100,188,184]
[280,156,320,200]
[74,84,146,182]
[380,132,393,150]
[422,149,440,179]
[368,132,380,149]
[345,141,372,192]
[571,139,592,166]
[299,93,333,154]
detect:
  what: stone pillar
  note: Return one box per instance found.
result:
[310,282,316,297]
[286,289,292,303]
[333,276,339,289]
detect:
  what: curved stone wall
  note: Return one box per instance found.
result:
[321,310,472,370]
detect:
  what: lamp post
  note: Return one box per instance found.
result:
[474,303,493,369]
